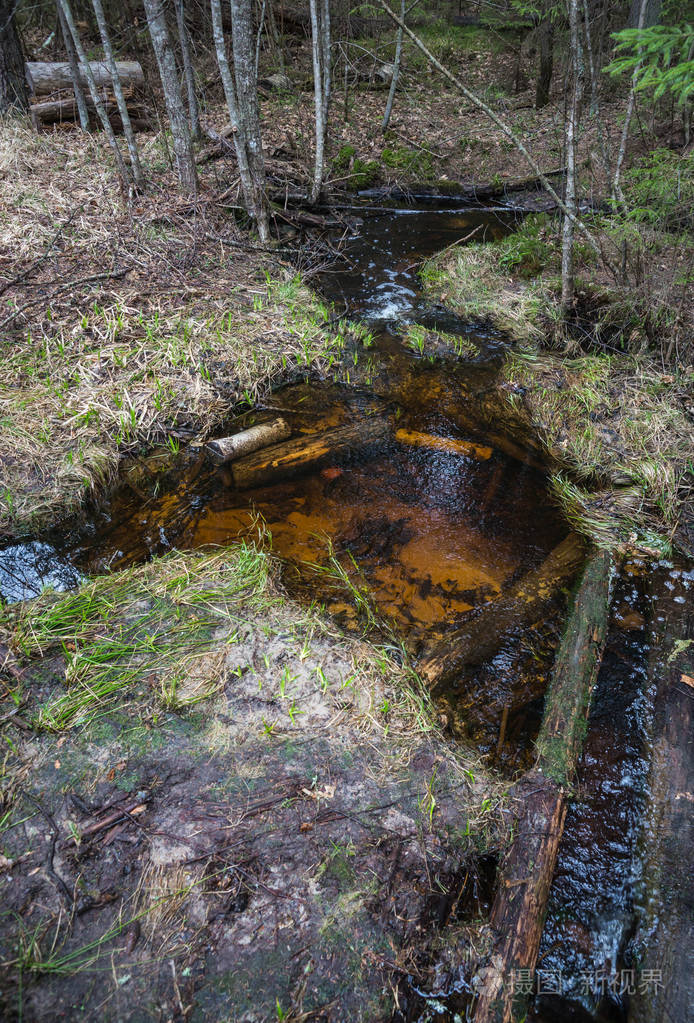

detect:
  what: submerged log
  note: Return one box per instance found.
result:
[206,417,291,464]
[26,60,145,97]
[472,549,613,1023]
[394,428,493,461]
[419,532,586,693]
[232,418,391,489]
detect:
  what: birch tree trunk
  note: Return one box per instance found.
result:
[309,0,331,204]
[143,0,197,194]
[0,0,29,113]
[56,2,90,130]
[91,0,144,186]
[561,0,581,314]
[229,0,270,241]
[56,0,131,186]
[382,0,404,131]
[175,0,201,140]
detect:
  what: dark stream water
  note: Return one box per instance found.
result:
[0,197,686,1022]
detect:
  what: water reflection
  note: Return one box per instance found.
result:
[0,540,83,604]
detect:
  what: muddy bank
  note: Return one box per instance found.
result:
[0,545,509,1022]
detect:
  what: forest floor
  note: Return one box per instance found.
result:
[0,15,692,1022]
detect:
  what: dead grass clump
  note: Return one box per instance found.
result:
[502,351,694,554]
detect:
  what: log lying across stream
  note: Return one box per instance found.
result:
[419,532,586,694]
[206,417,291,464]
[471,549,613,1023]
[231,417,391,489]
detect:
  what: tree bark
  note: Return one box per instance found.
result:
[30,95,151,130]
[175,0,201,140]
[25,60,145,95]
[56,0,131,186]
[419,533,586,695]
[230,0,270,241]
[382,0,404,130]
[472,549,613,1023]
[561,0,581,314]
[231,418,390,489]
[91,0,145,187]
[0,0,29,114]
[143,0,197,194]
[534,3,553,109]
[309,0,331,204]
[56,4,90,130]
[613,0,648,204]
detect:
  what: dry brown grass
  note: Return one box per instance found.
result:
[0,122,345,539]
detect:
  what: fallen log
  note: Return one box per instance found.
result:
[206,417,291,464]
[395,427,492,461]
[30,96,151,131]
[419,532,586,694]
[472,549,613,1023]
[26,60,144,97]
[628,569,694,1023]
[232,418,390,489]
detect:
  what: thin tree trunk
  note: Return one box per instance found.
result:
[230,0,270,241]
[143,0,197,194]
[582,0,613,187]
[210,0,257,224]
[175,0,201,140]
[561,0,581,314]
[56,2,90,130]
[91,0,144,186]
[613,0,647,203]
[0,0,29,113]
[535,2,553,109]
[56,0,131,186]
[382,0,404,131]
[309,0,331,204]
[254,0,266,77]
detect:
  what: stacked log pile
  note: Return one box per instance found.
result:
[26,61,151,132]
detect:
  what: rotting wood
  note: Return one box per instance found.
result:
[419,533,586,694]
[471,549,613,1023]
[206,417,291,465]
[395,428,492,461]
[232,417,391,489]
[26,60,144,96]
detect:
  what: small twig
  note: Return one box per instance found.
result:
[0,268,130,331]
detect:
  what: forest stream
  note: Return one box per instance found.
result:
[1,199,691,1023]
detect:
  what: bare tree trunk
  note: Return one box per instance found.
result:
[582,0,613,190]
[230,0,270,241]
[56,0,131,186]
[309,0,331,204]
[210,0,255,210]
[613,0,647,203]
[382,0,404,131]
[143,0,197,194]
[175,0,201,140]
[0,0,29,113]
[91,0,144,186]
[535,1,553,109]
[56,2,90,130]
[561,0,581,315]
[254,0,266,77]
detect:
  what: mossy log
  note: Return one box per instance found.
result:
[206,417,291,465]
[419,533,586,694]
[231,418,391,489]
[472,549,613,1023]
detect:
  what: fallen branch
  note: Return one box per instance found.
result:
[206,417,291,464]
[0,268,130,330]
[395,428,492,461]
